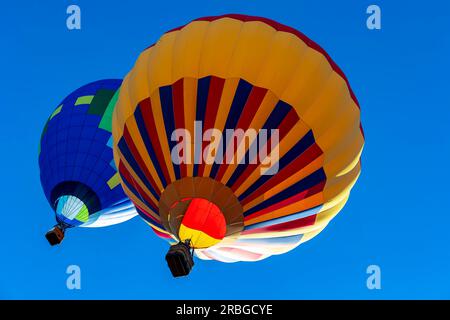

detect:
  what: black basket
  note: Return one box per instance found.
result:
[165,242,194,277]
[45,226,65,246]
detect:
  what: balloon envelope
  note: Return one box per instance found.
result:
[39,79,137,229]
[113,15,364,262]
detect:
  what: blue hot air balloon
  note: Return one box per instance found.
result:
[39,79,137,245]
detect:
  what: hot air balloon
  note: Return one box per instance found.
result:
[112,14,364,276]
[39,79,137,245]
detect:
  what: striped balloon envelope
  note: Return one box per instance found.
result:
[39,80,137,240]
[112,14,364,263]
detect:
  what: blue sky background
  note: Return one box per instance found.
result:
[1,0,450,299]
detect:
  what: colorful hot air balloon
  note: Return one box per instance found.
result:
[112,14,364,274]
[39,79,137,245]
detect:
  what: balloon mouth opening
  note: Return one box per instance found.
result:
[45,225,65,246]
[172,197,227,249]
[158,177,245,248]
[54,194,90,224]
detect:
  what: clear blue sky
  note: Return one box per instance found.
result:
[1,0,450,299]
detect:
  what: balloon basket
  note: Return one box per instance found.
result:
[165,241,194,277]
[45,226,65,246]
